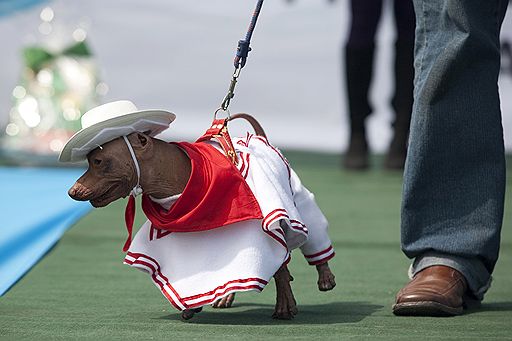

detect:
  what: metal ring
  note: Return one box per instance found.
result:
[214,108,231,120]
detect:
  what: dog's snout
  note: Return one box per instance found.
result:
[68,182,92,201]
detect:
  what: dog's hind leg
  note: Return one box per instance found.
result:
[316,262,336,291]
[272,264,298,319]
[181,307,202,320]
[212,293,235,308]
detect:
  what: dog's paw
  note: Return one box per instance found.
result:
[318,271,336,291]
[272,291,299,320]
[272,297,298,320]
[181,307,202,320]
[212,293,235,308]
[316,263,336,291]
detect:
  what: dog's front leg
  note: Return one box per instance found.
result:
[272,264,298,319]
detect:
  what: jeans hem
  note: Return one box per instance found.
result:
[408,252,492,300]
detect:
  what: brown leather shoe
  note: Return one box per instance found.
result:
[392,265,468,316]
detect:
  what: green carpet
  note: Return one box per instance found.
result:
[1,154,511,340]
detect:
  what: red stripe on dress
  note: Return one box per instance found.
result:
[156,229,173,239]
[289,224,308,234]
[283,253,291,266]
[235,150,250,179]
[237,151,246,174]
[307,251,335,265]
[263,229,287,249]
[261,209,307,246]
[273,228,285,237]
[264,213,289,229]
[290,219,306,227]
[251,135,269,146]
[242,153,250,179]
[149,225,155,241]
[303,245,334,259]
[126,252,187,307]
[263,210,289,229]
[260,212,288,249]
[245,132,252,146]
[182,277,268,301]
[289,219,307,232]
[290,223,307,230]
[186,285,264,308]
[124,258,183,310]
[124,256,184,308]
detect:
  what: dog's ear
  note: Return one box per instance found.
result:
[126,132,154,158]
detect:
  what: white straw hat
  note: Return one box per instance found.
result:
[59,100,176,162]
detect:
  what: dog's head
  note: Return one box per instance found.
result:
[68,132,153,207]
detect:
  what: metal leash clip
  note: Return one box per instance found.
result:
[219,65,242,113]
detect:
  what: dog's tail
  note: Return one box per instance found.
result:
[229,113,267,139]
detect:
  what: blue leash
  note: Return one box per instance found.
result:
[219,0,265,114]
[234,0,264,69]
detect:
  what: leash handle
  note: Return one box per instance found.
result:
[234,0,264,69]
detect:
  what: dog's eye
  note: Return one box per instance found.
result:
[93,159,102,166]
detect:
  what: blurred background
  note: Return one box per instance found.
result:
[1,0,510,163]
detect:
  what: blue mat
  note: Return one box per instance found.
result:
[0,0,49,18]
[0,167,91,295]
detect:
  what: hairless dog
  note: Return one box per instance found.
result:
[68,115,335,320]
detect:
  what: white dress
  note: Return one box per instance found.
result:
[124,134,335,311]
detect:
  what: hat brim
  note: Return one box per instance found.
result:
[59,109,176,162]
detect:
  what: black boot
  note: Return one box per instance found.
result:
[344,131,369,169]
[343,45,375,170]
[384,41,414,170]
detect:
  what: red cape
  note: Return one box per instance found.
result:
[124,141,263,251]
[141,141,263,232]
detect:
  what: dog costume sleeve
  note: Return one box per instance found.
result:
[289,168,335,265]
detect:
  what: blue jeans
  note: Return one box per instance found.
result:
[401,0,509,300]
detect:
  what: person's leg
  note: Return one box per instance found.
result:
[396,0,508,315]
[502,41,512,75]
[343,0,383,169]
[385,0,415,169]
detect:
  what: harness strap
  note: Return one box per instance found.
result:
[196,118,238,165]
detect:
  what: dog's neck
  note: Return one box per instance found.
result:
[137,140,191,199]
